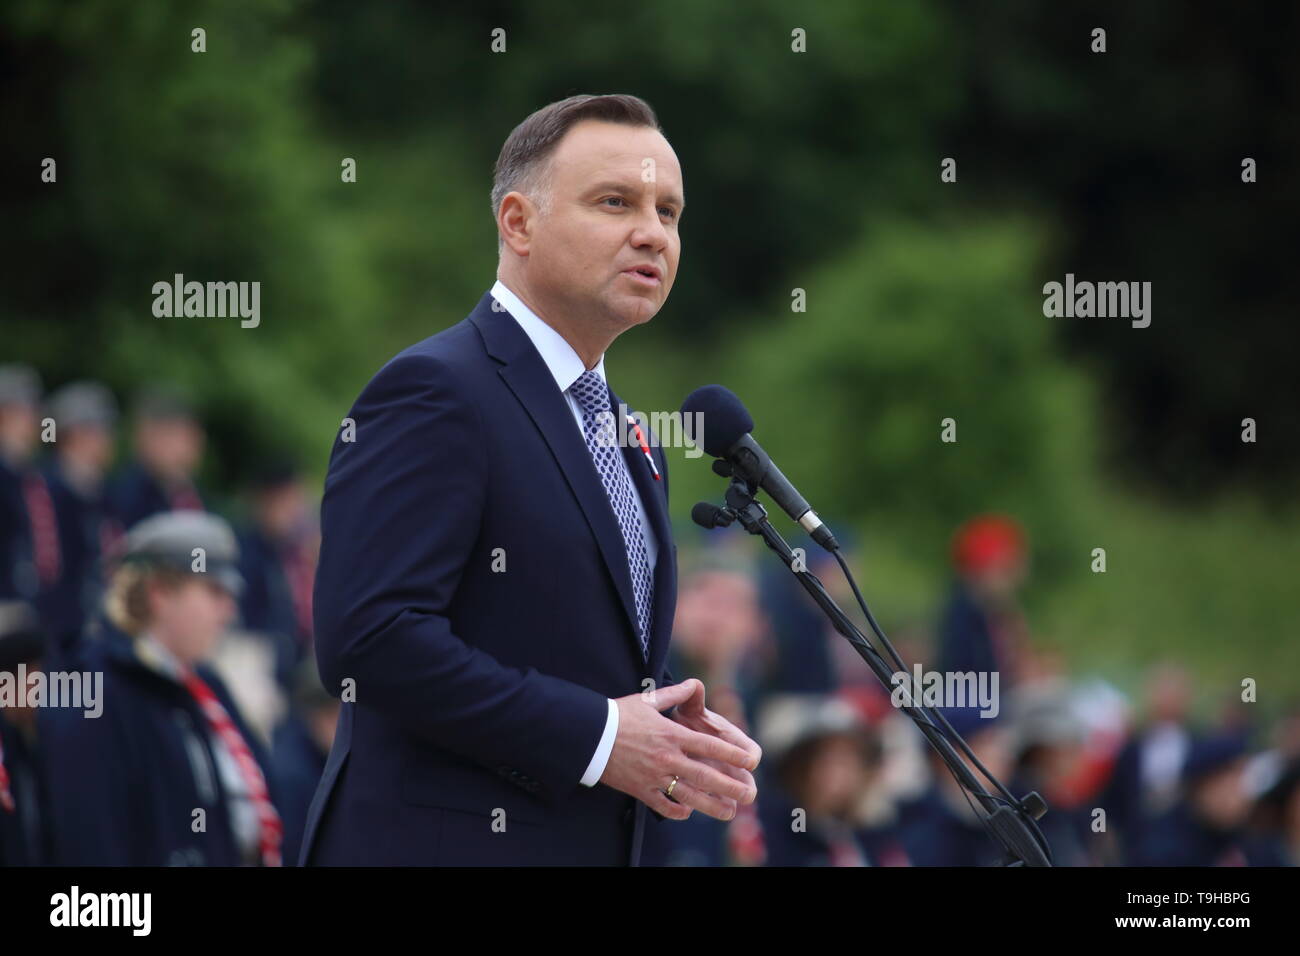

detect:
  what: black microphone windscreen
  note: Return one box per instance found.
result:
[680,385,754,457]
[691,501,722,529]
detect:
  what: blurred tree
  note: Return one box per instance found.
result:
[1,0,378,489]
[944,0,1300,498]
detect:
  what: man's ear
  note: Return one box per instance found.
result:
[498,191,536,257]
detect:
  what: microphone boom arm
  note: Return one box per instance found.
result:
[698,474,1052,867]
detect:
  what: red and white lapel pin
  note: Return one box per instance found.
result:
[626,415,661,481]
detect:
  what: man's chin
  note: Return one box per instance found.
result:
[611,293,662,327]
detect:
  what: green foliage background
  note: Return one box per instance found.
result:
[4,0,1296,703]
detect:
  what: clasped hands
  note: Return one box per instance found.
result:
[600,678,761,821]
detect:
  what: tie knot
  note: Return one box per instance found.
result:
[569,369,609,417]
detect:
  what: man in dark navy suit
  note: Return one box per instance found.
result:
[301,94,761,866]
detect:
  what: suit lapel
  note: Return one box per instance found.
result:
[470,294,646,666]
[613,395,676,677]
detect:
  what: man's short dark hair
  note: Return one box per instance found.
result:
[491,93,662,242]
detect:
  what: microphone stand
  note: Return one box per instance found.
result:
[696,471,1053,867]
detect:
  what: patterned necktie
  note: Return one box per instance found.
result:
[568,369,654,660]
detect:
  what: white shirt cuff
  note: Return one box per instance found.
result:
[580,698,620,786]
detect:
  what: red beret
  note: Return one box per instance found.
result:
[951,514,1026,574]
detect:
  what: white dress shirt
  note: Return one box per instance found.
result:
[490,279,659,787]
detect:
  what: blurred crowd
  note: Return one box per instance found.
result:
[2,362,1297,867]
[642,516,1300,867]
[0,365,332,866]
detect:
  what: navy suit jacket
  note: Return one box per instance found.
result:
[300,290,678,866]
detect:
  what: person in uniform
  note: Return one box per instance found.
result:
[1134,731,1284,866]
[1250,757,1300,866]
[1101,662,1195,862]
[0,366,45,603]
[1004,688,1096,867]
[237,460,317,694]
[41,511,283,865]
[937,515,1032,688]
[757,695,911,867]
[0,601,53,866]
[271,658,339,867]
[107,389,206,531]
[896,707,1010,866]
[37,381,120,657]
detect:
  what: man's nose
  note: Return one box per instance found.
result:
[629,208,670,252]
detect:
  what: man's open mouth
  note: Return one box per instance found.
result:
[622,266,662,283]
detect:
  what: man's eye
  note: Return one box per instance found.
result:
[603,197,626,208]
[659,207,677,220]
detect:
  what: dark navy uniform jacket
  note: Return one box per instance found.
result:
[897,785,1002,866]
[757,561,837,694]
[0,712,53,866]
[39,620,281,866]
[238,528,307,693]
[107,463,201,532]
[1134,802,1288,867]
[758,786,911,867]
[271,713,328,868]
[0,458,37,601]
[301,291,679,866]
[937,581,1005,679]
[37,459,115,653]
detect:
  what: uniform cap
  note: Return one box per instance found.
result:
[0,365,41,407]
[122,511,244,597]
[46,380,118,430]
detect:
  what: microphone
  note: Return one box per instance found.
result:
[691,501,732,530]
[681,385,839,551]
